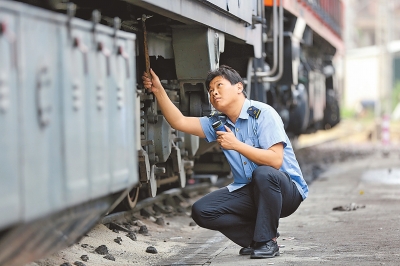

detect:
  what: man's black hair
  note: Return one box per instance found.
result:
[205,65,243,90]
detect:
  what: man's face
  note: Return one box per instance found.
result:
[208,76,242,111]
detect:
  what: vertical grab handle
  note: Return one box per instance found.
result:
[71,37,89,111]
[118,45,130,79]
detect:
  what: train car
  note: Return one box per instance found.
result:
[0,1,139,265]
[0,0,343,265]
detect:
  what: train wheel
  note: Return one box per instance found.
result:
[125,186,140,209]
[288,84,309,135]
[112,186,140,211]
[148,165,158,197]
[324,90,340,129]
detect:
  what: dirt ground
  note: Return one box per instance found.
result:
[26,193,208,266]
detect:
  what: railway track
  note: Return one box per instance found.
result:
[100,181,225,225]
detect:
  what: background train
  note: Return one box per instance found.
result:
[0,0,343,265]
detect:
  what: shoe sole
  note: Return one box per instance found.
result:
[250,251,280,259]
[239,251,252,255]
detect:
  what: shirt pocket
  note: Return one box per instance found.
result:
[245,137,260,148]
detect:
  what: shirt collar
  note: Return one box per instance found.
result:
[238,98,251,120]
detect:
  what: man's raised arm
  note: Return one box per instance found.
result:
[142,69,206,138]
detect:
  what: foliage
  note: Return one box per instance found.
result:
[392,81,400,112]
[340,107,356,119]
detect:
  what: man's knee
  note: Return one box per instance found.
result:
[191,201,201,223]
[192,199,222,229]
[191,200,209,228]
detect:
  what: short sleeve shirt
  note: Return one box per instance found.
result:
[199,99,309,200]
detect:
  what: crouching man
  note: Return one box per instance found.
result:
[142,65,308,259]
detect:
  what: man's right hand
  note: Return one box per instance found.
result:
[142,68,163,93]
[141,68,206,138]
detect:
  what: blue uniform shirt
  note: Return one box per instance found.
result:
[199,99,309,200]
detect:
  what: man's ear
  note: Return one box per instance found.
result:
[237,82,244,94]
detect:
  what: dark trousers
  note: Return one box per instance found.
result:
[191,166,303,247]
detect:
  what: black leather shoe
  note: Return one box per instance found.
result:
[250,240,280,259]
[239,232,280,256]
[239,246,253,255]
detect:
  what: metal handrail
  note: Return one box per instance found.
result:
[263,0,278,76]
[258,0,284,82]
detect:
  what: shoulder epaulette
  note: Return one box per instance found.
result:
[247,106,261,119]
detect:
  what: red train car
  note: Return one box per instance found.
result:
[257,0,344,135]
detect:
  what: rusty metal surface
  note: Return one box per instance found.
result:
[141,14,151,78]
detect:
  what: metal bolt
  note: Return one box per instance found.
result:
[154,167,165,175]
